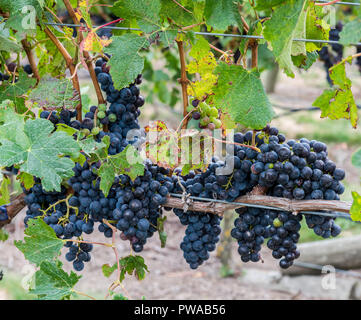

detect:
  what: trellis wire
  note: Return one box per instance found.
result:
[168,193,355,221]
[293,261,361,279]
[43,22,361,47]
[273,104,361,118]
[316,0,360,5]
[43,19,358,223]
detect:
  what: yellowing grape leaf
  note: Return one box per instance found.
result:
[350,191,361,222]
[313,58,358,128]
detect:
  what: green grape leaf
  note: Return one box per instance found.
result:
[88,136,110,164]
[0,0,44,35]
[0,229,9,242]
[98,145,145,197]
[104,34,150,90]
[112,0,161,33]
[0,34,21,52]
[312,58,358,128]
[102,263,118,278]
[0,116,81,191]
[160,0,196,26]
[339,20,361,46]
[119,255,149,282]
[255,0,288,10]
[112,293,129,300]
[0,176,10,206]
[350,191,361,222]
[263,0,308,77]
[28,77,80,110]
[14,218,64,265]
[158,29,178,47]
[351,148,361,168]
[204,0,242,31]
[305,3,330,51]
[98,162,115,198]
[213,63,274,129]
[0,71,36,110]
[18,172,35,190]
[0,100,28,144]
[292,51,319,70]
[30,260,81,300]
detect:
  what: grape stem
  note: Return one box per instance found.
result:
[62,0,106,110]
[44,27,83,121]
[103,219,122,293]
[176,40,190,130]
[172,0,192,14]
[73,290,97,300]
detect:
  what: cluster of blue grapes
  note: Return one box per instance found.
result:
[174,209,222,269]
[266,210,301,269]
[171,155,257,269]
[22,181,67,227]
[23,63,173,271]
[65,242,93,271]
[231,207,270,263]
[226,126,344,268]
[112,161,174,252]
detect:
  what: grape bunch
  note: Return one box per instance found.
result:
[22,62,151,271]
[174,209,222,269]
[191,100,222,130]
[267,210,301,269]
[65,242,93,272]
[231,207,270,263]
[108,161,174,253]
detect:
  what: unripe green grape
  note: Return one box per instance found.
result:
[81,128,90,136]
[97,111,106,119]
[210,116,218,124]
[91,127,100,135]
[200,116,210,126]
[209,107,219,118]
[214,119,222,129]
[109,113,117,122]
[98,104,107,112]
[200,102,210,115]
[273,218,283,228]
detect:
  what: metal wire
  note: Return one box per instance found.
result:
[293,261,361,279]
[273,104,361,119]
[316,0,360,5]
[168,193,354,221]
[43,22,361,46]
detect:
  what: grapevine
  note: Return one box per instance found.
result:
[0,0,359,301]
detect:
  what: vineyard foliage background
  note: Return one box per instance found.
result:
[0,0,360,300]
